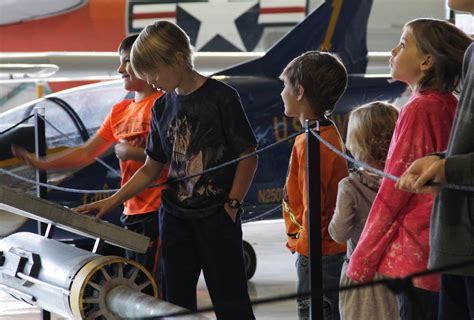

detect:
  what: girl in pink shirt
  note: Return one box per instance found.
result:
[346,18,472,320]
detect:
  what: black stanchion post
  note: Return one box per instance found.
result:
[34,106,51,320]
[34,106,48,229]
[306,120,323,319]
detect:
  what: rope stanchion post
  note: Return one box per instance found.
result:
[34,107,48,213]
[34,106,52,320]
[306,120,323,319]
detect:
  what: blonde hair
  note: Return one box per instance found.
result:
[405,18,472,93]
[131,21,194,79]
[346,102,398,168]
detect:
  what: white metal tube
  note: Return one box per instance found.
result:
[106,286,208,319]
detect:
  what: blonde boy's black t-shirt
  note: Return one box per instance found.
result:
[146,78,257,218]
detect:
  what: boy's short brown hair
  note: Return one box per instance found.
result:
[118,34,139,54]
[279,51,348,118]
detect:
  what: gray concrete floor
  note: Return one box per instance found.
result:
[0,219,299,319]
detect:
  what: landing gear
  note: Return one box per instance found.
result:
[243,240,257,280]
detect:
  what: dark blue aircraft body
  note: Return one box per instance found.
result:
[0,0,405,242]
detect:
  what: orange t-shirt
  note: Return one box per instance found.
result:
[282,123,348,256]
[97,92,167,215]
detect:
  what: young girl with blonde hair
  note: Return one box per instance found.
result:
[329,101,399,320]
[346,18,472,320]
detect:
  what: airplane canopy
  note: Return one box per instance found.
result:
[0,0,86,26]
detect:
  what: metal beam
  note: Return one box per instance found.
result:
[0,185,150,253]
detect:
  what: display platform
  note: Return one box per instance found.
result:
[0,185,149,253]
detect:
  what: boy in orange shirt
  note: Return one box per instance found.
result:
[12,35,167,283]
[280,51,348,320]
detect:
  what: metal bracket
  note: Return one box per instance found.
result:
[92,238,104,254]
[43,223,55,239]
[5,247,40,287]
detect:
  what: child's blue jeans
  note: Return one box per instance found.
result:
[296,252,345,320]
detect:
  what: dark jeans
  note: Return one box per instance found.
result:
[439,273,474,320]
[296,252,345,320]
[120,211,161,292]
[397,286,439,320]
[159,205,255,320]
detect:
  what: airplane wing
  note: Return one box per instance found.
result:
[0,51,391,84]
[0,52,263,83]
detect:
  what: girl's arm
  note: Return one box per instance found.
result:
[328,178,356,244]
[74,156,165,219]
[12,134,114,170]
[225,148,258,221]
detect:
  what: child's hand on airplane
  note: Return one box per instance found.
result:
[74,198,115,220]
[396,155,445,195]
[11,145,45,170]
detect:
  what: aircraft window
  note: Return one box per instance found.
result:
[1,98,91,149]
[57,82,128,135]
[0,82,127,150]
[27,99,84,148]
[0,104,35,130]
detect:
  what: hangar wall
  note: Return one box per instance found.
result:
[255,0,446,52]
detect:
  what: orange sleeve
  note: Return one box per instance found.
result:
[297,138,308,229]
[97,110,117,142]
[283,141,304,240]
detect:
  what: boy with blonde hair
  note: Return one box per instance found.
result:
[76,21,257,319]
[280,51,349,320]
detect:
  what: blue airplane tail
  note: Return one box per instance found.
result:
[216,0,373,77]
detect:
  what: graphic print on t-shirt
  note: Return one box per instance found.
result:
[114,117,151,140]
[167,115,225,201]
[146,79,258,214]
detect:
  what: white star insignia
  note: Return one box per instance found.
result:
[179,0,257,51]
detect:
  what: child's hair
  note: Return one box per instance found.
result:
[118,34,139,54]
[131,21,194,78]
[405,18,472,93]
[346,101,399,168]
[279,51,348,118]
